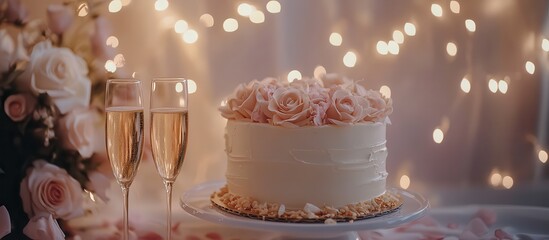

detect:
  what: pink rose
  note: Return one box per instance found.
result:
[290,78,329,126]
[6,0,28,23]
[326,89,370,125]
[253,78,282,122]
[23,213,65,240]
[91,16,115,61]
[267,87,312,127]
[85,171,111,202]
[47,4,74,35]
[57,108,99,158]
[321,73,352,88]
[361,90,393,122]
[3,93,36,122]
[0,206,10,238]
[20,160,84,220]
[219,81,259,121]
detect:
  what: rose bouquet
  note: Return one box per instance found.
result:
[0,0,117,239]
[219,74,393,127]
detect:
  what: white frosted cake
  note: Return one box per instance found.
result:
[215,74,398,221]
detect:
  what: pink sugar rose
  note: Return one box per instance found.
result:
[23,213,65,240]
[326,89,370,126]
[291,78,330,126]
[46,4,74,35]
[57,108,99,158]
[20,160,84,220]
[361,89,393,123]
[253,78,281,122]
[3,93,36,122]
[268,87,312,127]
[220,81,259,121]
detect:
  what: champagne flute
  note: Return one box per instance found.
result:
[149,78,188,240]
[105,79,145,240]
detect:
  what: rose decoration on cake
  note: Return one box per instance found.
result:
[220,74,392,126]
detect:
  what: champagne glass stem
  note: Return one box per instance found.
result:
[122,185,130,240]
[165,180,173,240]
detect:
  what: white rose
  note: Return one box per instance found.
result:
[23,213,65,240]
[0,29,15,73]
[57,108,98,158]
[29,41,91,114]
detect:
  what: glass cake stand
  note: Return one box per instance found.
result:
[179,180,429,240]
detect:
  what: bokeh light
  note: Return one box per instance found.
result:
[343,51,357,67]
[380,85,391,98]
[490,173,502,186]
[400,175,411,189]
[313,65,327,79]
[488,79,498,93]
[287,70,302,83]
[498,80,508,94]
[329,32,343,46]
[431,4,443,17]
[250,10,265,24]
[404,23,416,36]
[105,60,116,73]
[433,128,444,144]
[108,0,122,13]
[182,29,198,44]
[174,20,189,33]
[78,3,89,17]
[154,0,169,11]
[460,77,471,93]
[446,42,457,56]
[542,38,549,52]
[237,3,255,17]
[200,14,215,27]
[266,1,281,13]
[450,0,460,14]
[223,18,239,32]
[388,41,399,55]
[502,176,513,189]
[465,19,476,32]
[525,61,535,74]
[376,41,389,55]
[539,150,548,163]
[188,79,197,94]
[106,36,119,48]
[393,30,404,44]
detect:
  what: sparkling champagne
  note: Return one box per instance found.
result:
[106,107,145,187]
[150,109,188,182]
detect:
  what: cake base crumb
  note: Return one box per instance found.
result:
[210,185,402,223]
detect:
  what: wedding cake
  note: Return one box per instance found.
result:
[214,74,400,222]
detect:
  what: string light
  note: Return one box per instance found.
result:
[502,176,513,189]
[431,4,443,17]
[182,29,198,44]
[187,79,197,94]
[200,14,214,28]
[174,20,189,33]
[105,60,116,73]
[250,10,265,24]
[376,41,389,55]
[154,0,168,11]
[388,41,399,55]
[114,54,125,67]
[287,70,302,82]
[465,19,476,32]
[490,172,502,186]
[450,0,460,14]
[433,128,444,144]
[460,77,471,93]
[380,85,391,98]
[400,175,410,189]
[329,32,343,46]
[542,38,549,52]
[237,3,255,17]
[525,61,535,74]
[343,51,357,67]
[404,23,416,36]
[108,0,122,13]
[446,42,457,56]
[77,3,89,17]
[223,18,239,32]
[488,79,498,93]
[266,0,281,13]
[393,30,404,44]
[106,36,119,48]
[539,150,548,163]
[313,65,326,79]
[498,80,508,94]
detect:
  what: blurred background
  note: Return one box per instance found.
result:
[23,0,549,211]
